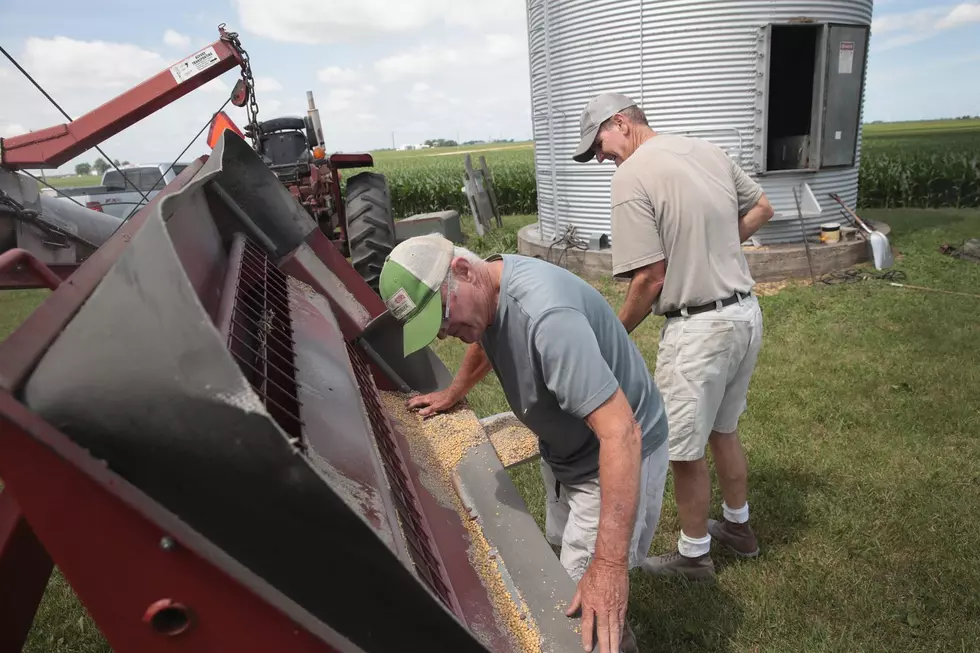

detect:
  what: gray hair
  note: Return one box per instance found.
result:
[445,245,484,292]
[599,105,649,131]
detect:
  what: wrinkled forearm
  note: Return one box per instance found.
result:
[592,422,642,567]
[619,273,663,334]
[738,196,775,242]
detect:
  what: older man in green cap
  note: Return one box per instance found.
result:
[379,234,670,653]
[572,91,774,581]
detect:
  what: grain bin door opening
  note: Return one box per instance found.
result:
[819,25,869,168]
[762,24,824,172]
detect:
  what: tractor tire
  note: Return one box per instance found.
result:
[345,171,396,295]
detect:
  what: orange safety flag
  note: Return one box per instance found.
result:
[207,111,244,149]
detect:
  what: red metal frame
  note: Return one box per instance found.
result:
[0,249,66,290]
[1,30,242,170]
[0,158,355,652]
[0,392,342,653]
[0,492,53,652]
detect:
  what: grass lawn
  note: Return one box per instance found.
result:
[2,208,979,652]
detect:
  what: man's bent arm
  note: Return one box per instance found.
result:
[738,193,775,243]
[618,260,666,334]
[584,389,642,568]
[408,342,492,415]
[447,342,493,400]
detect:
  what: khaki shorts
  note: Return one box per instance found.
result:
[655,294,763,462]
[540,442,669,583]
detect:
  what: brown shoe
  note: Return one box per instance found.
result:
[640,550,715,581]
[708,518,759,558]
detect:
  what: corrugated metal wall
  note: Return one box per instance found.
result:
[526,0,874,245]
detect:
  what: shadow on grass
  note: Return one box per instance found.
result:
[736,463,827,559]
[628,575,743,652]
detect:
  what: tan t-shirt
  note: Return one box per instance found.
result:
[610,134,763,315]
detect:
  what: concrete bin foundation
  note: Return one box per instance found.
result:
[517,221,891,283]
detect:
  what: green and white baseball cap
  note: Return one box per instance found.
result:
[379,233,455,356]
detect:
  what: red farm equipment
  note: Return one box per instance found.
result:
[0,24,582,653]
[235,91,396,294]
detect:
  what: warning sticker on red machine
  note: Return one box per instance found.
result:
[838,41,855,75]
[170,46,220,84]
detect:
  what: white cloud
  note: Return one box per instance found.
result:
[22,36,167,90]
[320,88,359,112]
[254,77,283,92]
[0,122,27,138]
[318,66,359,83]
[872,3,980,51]
[937,2,980,29]
[163,29,191,48]
[872,7,947,34]
[233,0,524,44]
[374,33,525,82]
[406,83,431,103]
[375,46,463,81]
[485,33,523,58]
[201,77,230,93]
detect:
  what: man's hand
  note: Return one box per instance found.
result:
[407,389,460,417]
[566,558,630,653]
[407,342,493,417]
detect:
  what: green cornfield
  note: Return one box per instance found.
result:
[859,120,980,209]
[344,119,980,219]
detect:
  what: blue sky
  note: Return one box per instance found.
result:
[0,0,977,174]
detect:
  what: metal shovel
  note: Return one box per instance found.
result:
[829,193,893,270]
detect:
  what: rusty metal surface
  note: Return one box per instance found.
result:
[290,278,408,562]
[346,343,463,615]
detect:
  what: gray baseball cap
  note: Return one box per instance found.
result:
[571,92,638,163]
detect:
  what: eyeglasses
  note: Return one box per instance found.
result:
[441,267,452,329]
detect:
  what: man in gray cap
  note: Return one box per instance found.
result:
[573,92,774,581]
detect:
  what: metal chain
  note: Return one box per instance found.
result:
[219,24,260,150]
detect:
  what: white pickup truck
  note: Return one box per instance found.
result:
[45,163,189,219]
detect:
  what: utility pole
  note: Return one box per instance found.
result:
[391,131,395,150]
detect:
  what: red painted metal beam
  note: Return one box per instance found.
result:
[1,34,241,170]
[0,249,63,290]
[0,491,53,653]
[327,153,373,169]
[0,393,343,653]
[0,264,76,290]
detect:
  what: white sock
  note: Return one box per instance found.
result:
[677,531,711,558]
[723,501,749,524]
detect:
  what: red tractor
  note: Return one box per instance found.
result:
[240,94,396,294]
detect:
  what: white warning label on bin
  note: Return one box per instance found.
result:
[838,41,855,75]
[170,46,221,84]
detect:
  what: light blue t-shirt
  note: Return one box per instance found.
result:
[480,255,668,485]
